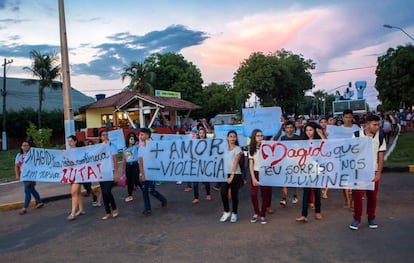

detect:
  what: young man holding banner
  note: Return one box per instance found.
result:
[349,114,386,230]
[138,128,167,216]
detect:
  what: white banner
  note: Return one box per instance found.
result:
[21,144,115,183]
[259,137,375,190]
[151,133,192,141]
[108,129,126,150]
[142,138,228,182]
[214,125,248,146]
[242,106,282,137]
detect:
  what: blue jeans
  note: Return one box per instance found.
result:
[24,182,42,208]
[141,181,166,211]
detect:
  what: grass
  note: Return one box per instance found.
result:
[0,148,20,182]
[385,132,414,166]
[1,133,413,182]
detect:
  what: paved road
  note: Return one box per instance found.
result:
[1,171,413,263]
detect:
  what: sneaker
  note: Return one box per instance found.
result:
[219,212,231,222]
[230,213,238,223]
[92,202,102,207]
[280,199,287,207]
[176,181,183,185]
[125,196,133,202]
[35,202,44,209]
[142,210,152,216]
[292,196,298,204]
[349,220,360,230]
[250,215,258,223]
[260,218,267,225]
[368,219,378,229]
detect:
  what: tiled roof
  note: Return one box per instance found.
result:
[80,89,201,112]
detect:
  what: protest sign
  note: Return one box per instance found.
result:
[242,107,282,137]
[326,125,360,139]
[214,125,248,146]
[20,143,115,183]
[142,138,228,182]
[259,137,375,190]
[108,129,126,150]
[151,133,192,141]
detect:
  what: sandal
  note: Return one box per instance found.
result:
[75,210,86,216]
[102,214,112,220]
[112,210,119,218]
[67,214,76,221]
[315,213,323,220]
[295,216,308,223]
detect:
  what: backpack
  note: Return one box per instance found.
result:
[354,130,384,148]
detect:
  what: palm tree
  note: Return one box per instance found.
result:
[23,50,61,129]
[121,61,155,95]
[313,90,327,117]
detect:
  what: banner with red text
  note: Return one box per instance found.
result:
[20,144,114,183]
[259,137,375,190]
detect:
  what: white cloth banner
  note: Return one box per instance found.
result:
[242,107,282,137]
[20,144,115,183]
[142,138,228,182]
[259,137,375,190]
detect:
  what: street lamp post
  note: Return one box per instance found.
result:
[383,24,414,41]
[2,58,13,151]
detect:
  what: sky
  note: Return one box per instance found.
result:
[1,0,414,110]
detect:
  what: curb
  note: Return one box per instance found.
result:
[383,165,414,173]
[0,185,101,212]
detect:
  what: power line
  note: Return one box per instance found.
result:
[312,65,376,75]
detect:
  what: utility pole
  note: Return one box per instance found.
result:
[2,58,13,151]
[58,0,75,148]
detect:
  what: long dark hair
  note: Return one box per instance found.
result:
[125,132,138,146]
[227,130,239,146]
[249,129,262,156]
[302,122,322,140]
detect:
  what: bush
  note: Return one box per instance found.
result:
[26,122,53,148]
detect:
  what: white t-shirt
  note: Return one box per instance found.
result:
[353,129,386,172]
[249,150,260,172]
[226,145,242,174]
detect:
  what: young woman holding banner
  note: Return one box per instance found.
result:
[122,132,142,203]
[99,130,119,220]
[15,141,44,215]
[249,129,272,225]
[295,122,325,223]
[192,127,212,204]
[219,130,242,223]
[66,135,86,221]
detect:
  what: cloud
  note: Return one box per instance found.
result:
[0,0,20,11]
[0,44,60,57]
[72,24,208,79]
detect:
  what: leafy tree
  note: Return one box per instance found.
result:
[23,50,61,129]
[201,82,240,119]
[233,50,315,115]
[376,44,414,110]
[121,61,155,95]
[144,53,204,107]
[26,122,53,148]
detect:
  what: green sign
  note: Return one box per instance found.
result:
[155,89,181,98]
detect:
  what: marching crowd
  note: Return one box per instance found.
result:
[15,109,393,230]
